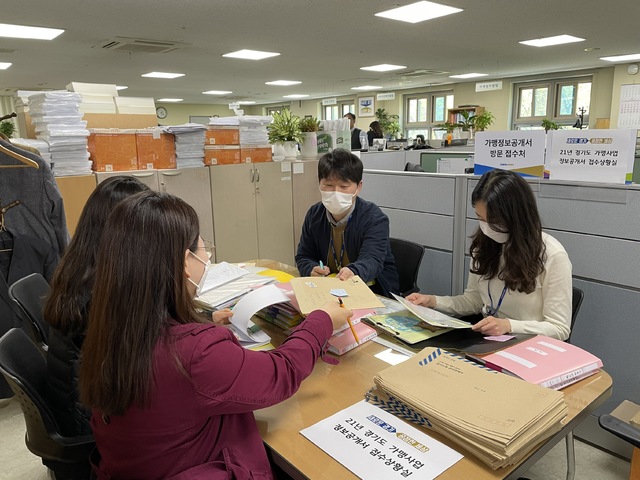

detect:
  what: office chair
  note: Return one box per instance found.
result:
[598,414,640,479]
[0,328,94,480]
[8,273,51,350]
[404,162,425,172]
[389,238,424,297]
[563,286,585,480]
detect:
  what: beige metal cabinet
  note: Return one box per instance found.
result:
[291,160,320,252]
[209,163,294,265]
[55,174,97,236]
[158,167,215,260]
[95,170,159,190]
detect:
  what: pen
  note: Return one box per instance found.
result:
[339,297,360,344]
[319,260,327,277]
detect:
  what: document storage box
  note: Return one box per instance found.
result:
[88,129,138,172]
[206,126,240,145]
[136,130,176,170]
[204,145,242,165]
[240,145,272,163]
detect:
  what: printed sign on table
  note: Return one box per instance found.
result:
[546,129,636,184]
[301,400,462,480]
[474,130,546,177]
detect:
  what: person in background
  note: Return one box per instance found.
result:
[407,169,572,340]
[367,120,384,146]
[344,112,362,150]
[79,191,350,479]
[296,149,399,297]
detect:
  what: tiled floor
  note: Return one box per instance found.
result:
[0,397,631,479]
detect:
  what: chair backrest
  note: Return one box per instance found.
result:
[389,238,425,297]
[8,273,51,347]
[404,162,425,172]
[567,286,584,343]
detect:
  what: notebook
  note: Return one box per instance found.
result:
[328,322,377,355]
[479,335,603,390]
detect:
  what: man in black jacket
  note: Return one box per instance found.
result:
[344,113,362,150]
[295,149,399,297]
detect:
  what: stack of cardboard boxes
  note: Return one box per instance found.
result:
[204,125,273,165]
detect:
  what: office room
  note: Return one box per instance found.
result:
[0,0,639,479]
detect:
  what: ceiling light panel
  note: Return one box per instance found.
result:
[141,72,185,79]
[375,1,462,24]
[223,49,280,60]
[600,53,640,62]
[265,80,302,86]
[0,23,64,40]
[157,98,183,102]
[115,85,128,90]
[283,94,309,98]
[520,35,585,47]
[203,90,233,95]
[449,73,488,79]
[0,62,12,70]
[351,85,383,90]
[360,64,407,72]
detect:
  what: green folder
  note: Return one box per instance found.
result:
[362,310,451,345]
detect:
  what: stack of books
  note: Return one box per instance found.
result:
[368,346,567,469]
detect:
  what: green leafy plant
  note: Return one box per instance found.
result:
[375,108,400,137]
[541,119,560,132]
[0,121,16,138]
[436,121,457,133]
[267,109,303,144]
[299,116,321,132]
[472,111,495,131]
[456,110,475,131]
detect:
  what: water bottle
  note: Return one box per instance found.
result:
[359,131,369,151]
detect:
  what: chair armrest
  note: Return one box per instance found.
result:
[50,432,95,448]
[599,414,640,449]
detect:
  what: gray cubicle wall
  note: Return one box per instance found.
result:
[464,178,640,458]
[361,170,469,296]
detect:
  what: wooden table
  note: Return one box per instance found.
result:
[254,326,612,480]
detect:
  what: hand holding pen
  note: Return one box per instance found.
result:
[339,297,360,343]
[320,299,352,331]
[311,260,330,277]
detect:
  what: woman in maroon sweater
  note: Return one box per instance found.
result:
[79,191,350,479]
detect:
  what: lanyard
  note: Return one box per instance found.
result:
[328,215,351,270]
[484,281,507,317]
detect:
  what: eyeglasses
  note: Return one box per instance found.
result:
[195,239,215,259]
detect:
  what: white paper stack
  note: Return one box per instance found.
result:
[165,123,207,168]
[209,116,240,126]
[114,97,156,115]
[239,115,272,145]
[28,91,91,176]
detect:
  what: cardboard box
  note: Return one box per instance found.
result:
[241,145,273,163]
[136,130,176,170]
[204,145,242,165]
[206,126,240,145]
[55,174,97,236]
[612,400,640,427]
[83,113,158,129]
[88,129,138,172]
[16,111,36,139]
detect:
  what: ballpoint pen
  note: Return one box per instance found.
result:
[338,297,359,344]
[319,260,327,277]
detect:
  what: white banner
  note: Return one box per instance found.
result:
[474,130,546,177]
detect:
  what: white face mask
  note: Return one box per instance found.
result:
[321,190,355,217]
[479,220,509,244]
[188,251,211,296]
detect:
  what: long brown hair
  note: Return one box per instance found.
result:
[44,176,149,335]
[79,191,206,415]
[469,169,545,293]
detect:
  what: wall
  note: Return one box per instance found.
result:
[154,67,622,133]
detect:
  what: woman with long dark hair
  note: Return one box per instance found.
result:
[367,120,384,145]
[80,191,349,479]
[408,169,572,340]
[45,176,150,438]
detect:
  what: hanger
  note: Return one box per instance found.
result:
[0,143,39,169]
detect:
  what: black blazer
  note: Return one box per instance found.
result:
[350,128,363,150]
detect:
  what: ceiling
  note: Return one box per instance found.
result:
[1,0,638,105]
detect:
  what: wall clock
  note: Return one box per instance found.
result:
[627,64,639,75]
[156,106,168,119]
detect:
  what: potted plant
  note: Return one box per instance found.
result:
[541,119,559,133]
[472,111,495,132]
[298,116,320,159]
[0,120,16,139]
[456,110,475,139]
[268,109,303,159]
[375,108,401,139]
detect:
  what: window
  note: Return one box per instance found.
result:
[266,106,286,116]
[513,77,592,130]
[405,91,453,140]
[323,101,355,120]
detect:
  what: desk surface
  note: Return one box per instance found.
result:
[255,327,612,480]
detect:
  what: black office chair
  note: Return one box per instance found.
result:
[389,238,424,297]
[567,286,584,343]
[404,162,425,172]
[8,273,51,350]
[599,414,640,479]
[0,328,94,480]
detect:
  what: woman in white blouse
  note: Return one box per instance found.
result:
[407,169,572,340]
